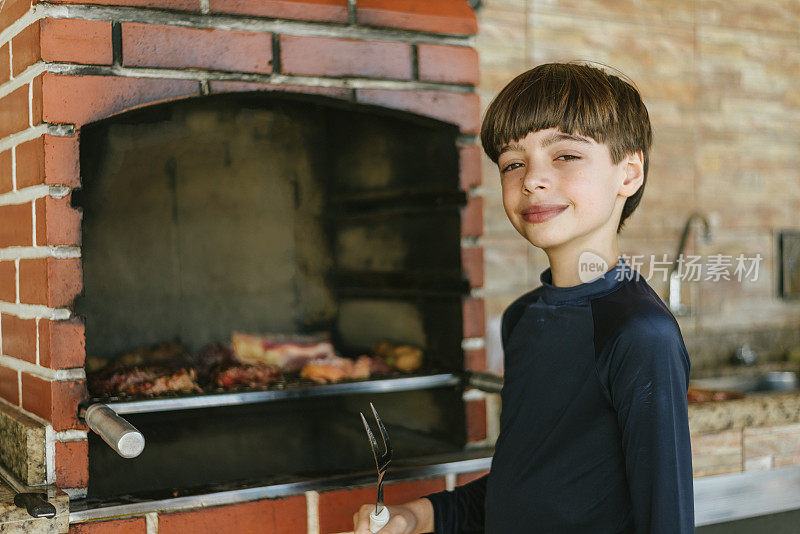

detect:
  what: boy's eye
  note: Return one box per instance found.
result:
[501,162,523,173]
[556,154,580,161]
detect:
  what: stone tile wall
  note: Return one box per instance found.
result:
[475,0,800,373]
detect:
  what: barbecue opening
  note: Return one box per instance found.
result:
[72,92,473,498]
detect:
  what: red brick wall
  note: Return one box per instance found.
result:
[0,0,486,497]
[66,472,492,534]
[65,471,490,534]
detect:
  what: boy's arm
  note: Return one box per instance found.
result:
[421,473,488,534]
[608,318,695,533]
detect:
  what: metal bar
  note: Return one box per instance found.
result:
[93,373,461,415]
[69,451,493,523]
[467,371,504,394]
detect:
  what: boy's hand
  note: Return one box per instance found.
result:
[353,498,433,534]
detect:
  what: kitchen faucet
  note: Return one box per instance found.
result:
[667,212,713,316]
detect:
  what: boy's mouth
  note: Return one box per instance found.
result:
[521,204,568,223]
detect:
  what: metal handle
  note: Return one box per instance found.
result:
[467,371,504,394]
[82,404,145,458]
[13,493,56,518]
[0,462,57,519]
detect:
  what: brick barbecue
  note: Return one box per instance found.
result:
[0,0,489,531]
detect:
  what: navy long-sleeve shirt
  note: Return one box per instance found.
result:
[424,256,695,533]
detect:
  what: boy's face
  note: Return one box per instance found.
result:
[496,127,642,254]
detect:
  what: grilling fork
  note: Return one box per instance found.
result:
[360,402,392,533]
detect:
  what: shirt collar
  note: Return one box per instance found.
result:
[539,255,636,305]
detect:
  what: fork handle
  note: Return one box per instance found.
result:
[369,505,390,532]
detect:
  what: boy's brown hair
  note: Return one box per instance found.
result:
[480,62,653,234]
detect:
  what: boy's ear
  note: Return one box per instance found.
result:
[619,150,644,198]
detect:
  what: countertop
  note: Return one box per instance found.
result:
[0,481,69,533]
[689,361,800,435]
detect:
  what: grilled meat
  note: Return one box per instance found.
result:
[88,365,201,396]
[180,343,236,379]
[232,331,335,371]
[113,342,187,367]
[210,363,282,388]
[300,355,374,384]
[372,341,424,372]
[86,334,420,397]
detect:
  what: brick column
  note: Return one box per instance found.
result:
[1,0,483,501]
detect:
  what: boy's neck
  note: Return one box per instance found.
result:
[545,243,621,288]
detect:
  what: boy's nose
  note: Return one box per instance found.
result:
[522,170,550,193]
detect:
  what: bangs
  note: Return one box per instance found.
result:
[480,63,628,164]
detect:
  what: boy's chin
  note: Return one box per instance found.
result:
[516,226,569,250]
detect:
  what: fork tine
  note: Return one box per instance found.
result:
[360,412,381,469]
[369,402,392,462]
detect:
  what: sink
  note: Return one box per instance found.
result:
[690,371,799,394]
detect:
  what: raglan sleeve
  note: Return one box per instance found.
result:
[607,317,695,533]
[422,474,487,534]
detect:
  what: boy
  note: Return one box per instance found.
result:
[353,62,695,533]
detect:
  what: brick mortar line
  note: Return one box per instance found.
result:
[0,184,69,207]
[0,56,476,99]
[468,184,484,198]
[462,388,486,401]
[305,490,319,534]
[0,395,46,424]
[0,3,43,48]
[64,488,88,500]
[54,429,87,442]
[13,258,19,304]
[111,21,122,66]
[486,393,501,443]
[38,3,477,45]
[27,75,33,128]
[35,316,39,365]
[531,7,800,39]
[0,124,76,154]
[198,78,209,95]
[33,61,476,93]
[0,246,82,261]
[461,337,485,350]
[0,354,85,381]
[45,424,55,484]
[145,512,158,534]
[0,300,71,321]
[29,197,36,246]
[469,287,486,298]
[465,438,494,450]
[10,138,16,189]
[0,60,45,100]
[0,2,475,47]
